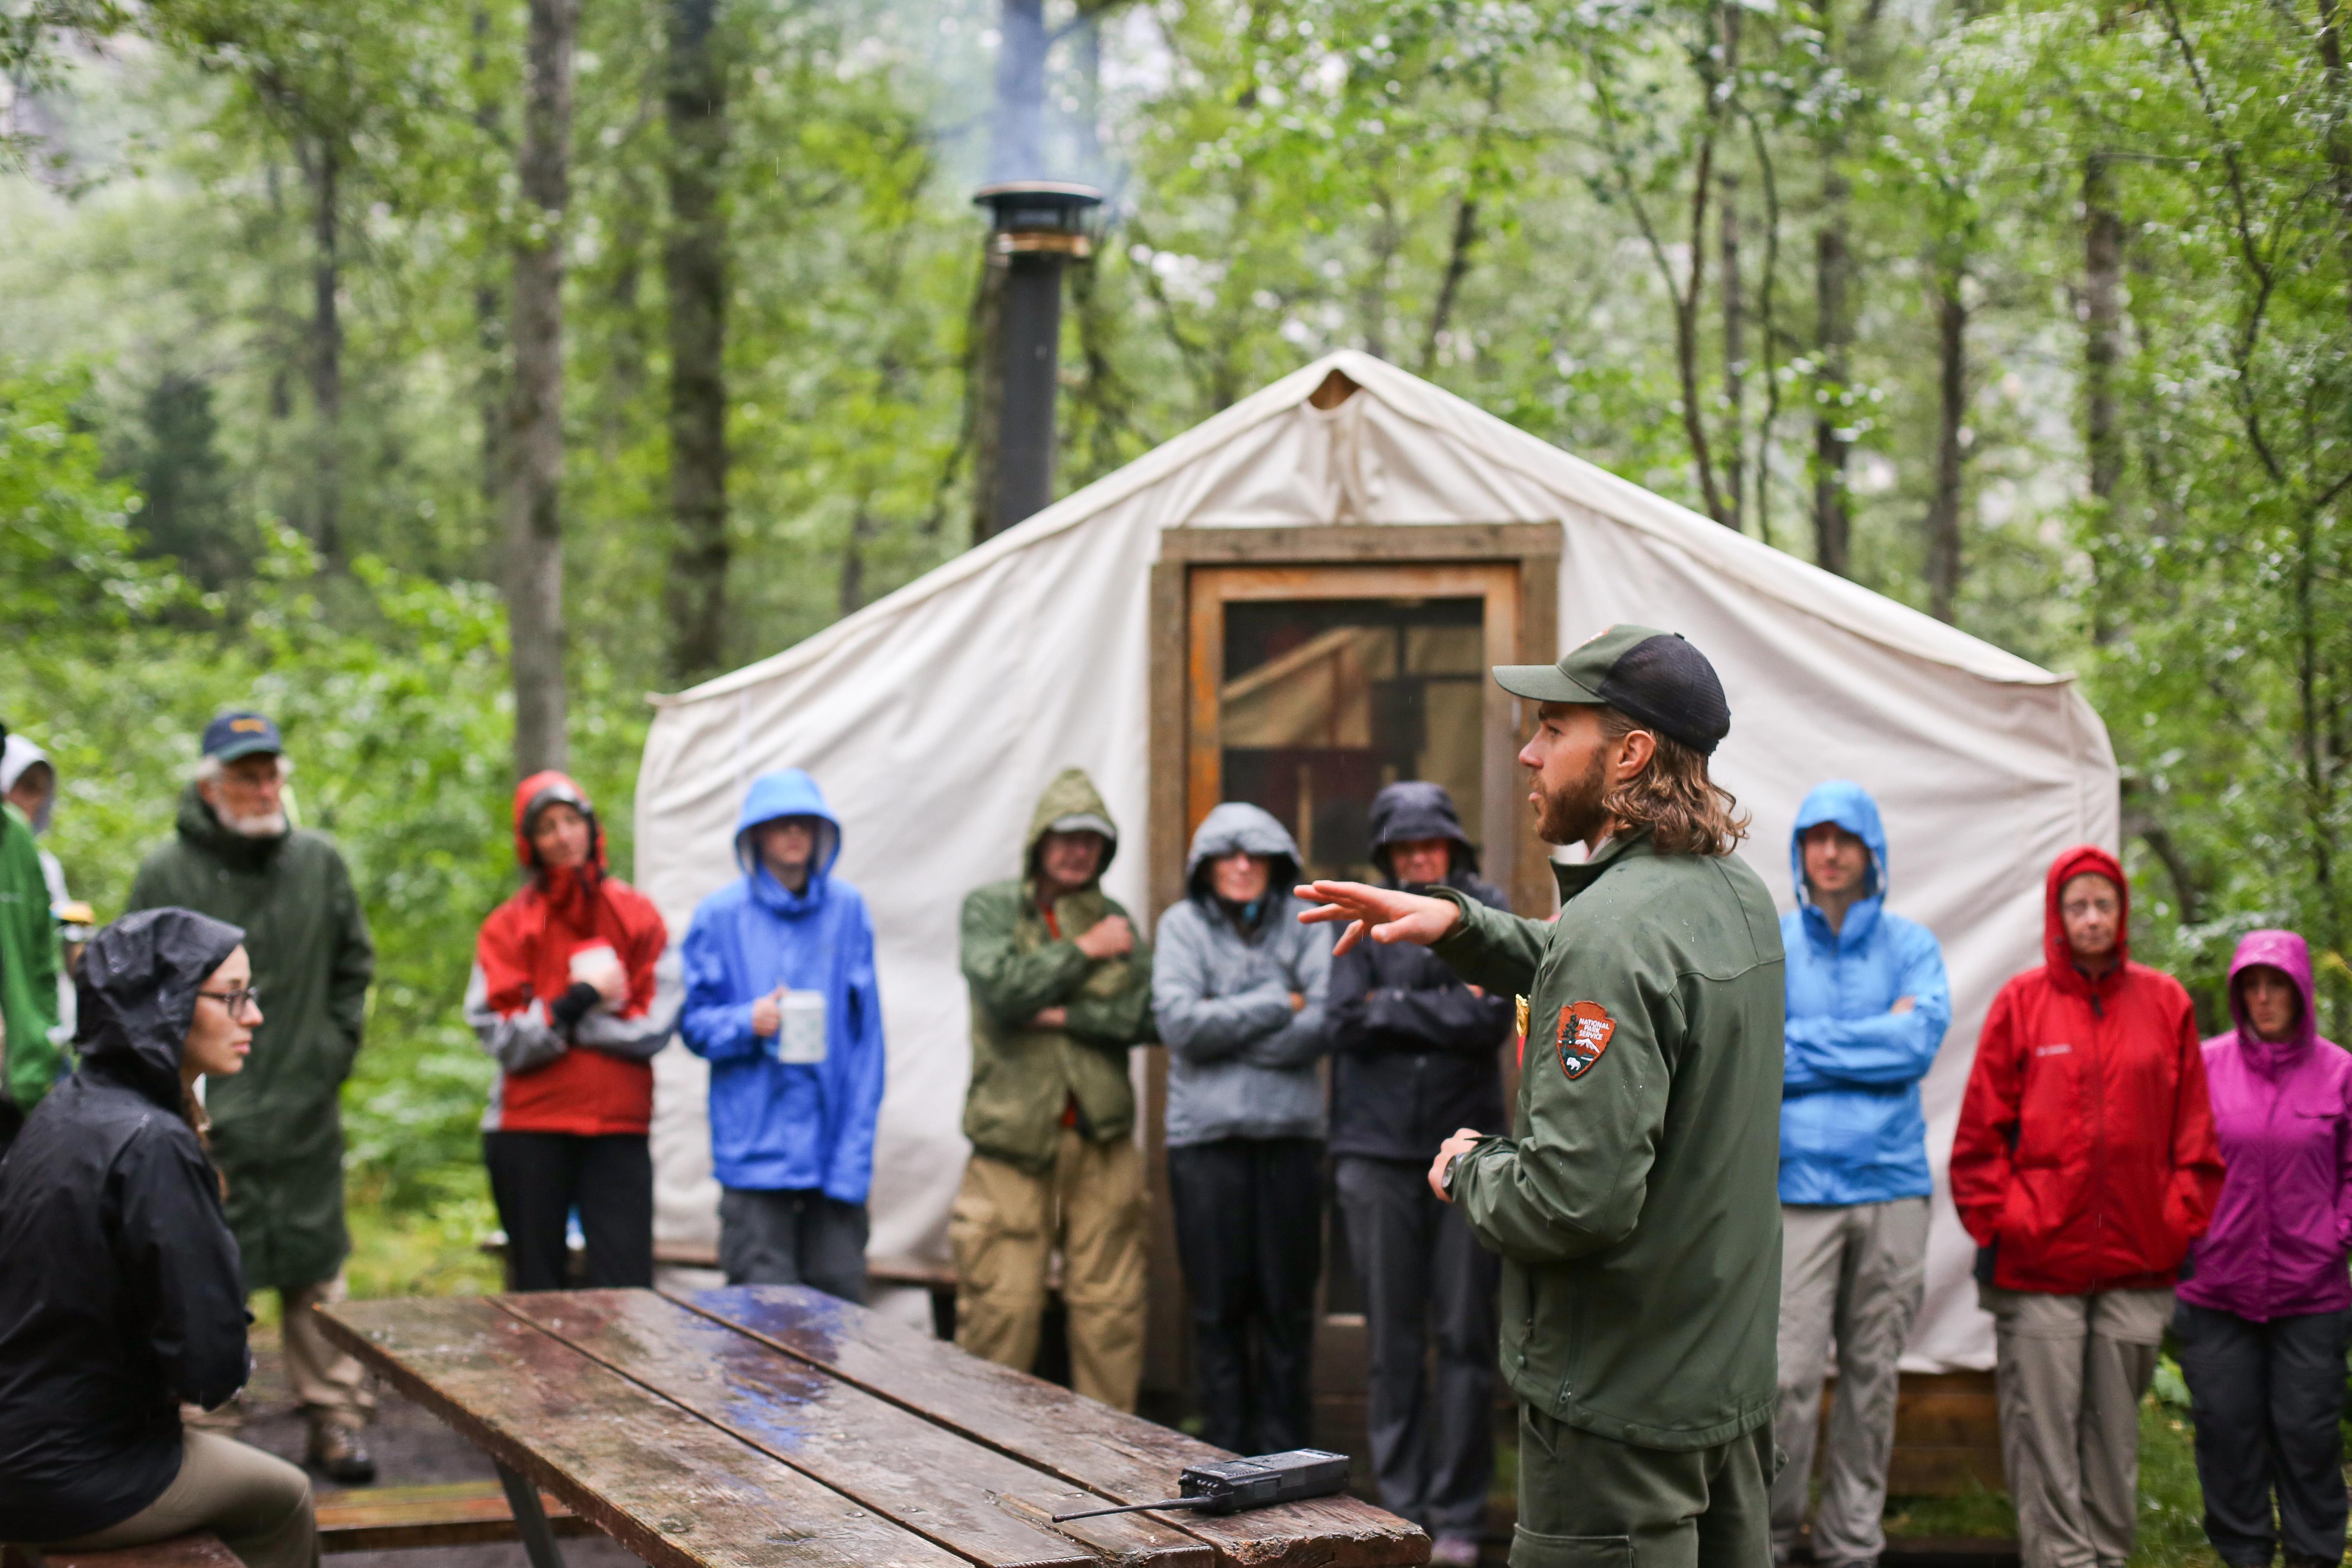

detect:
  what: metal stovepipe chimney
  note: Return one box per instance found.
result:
[974,181,1102,537]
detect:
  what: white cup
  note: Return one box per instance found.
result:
[775,990,828,1065]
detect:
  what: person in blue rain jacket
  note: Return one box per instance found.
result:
[1771,780,1952,1568]
[680,769,886,1302]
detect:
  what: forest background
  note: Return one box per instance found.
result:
[1,0,2348,1293]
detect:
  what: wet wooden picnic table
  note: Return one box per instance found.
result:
[318,1286,1427,1568]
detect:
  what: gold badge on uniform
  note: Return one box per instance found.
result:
[1555,1001,1616,1080]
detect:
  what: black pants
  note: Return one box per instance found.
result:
[1168,1136,1323,1455]
[483,1131,654,1292]
[719,1187,870,1303]
[2176,1300,2352,1566]
[1336,1155,1499,1537]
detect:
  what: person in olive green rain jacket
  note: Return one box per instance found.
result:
[1301,626,1785,1568]
[126,712,378,1483]
[954,768,1155,1410]
[0,719,63,1152]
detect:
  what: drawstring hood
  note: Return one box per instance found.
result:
[76,907,246,1112]
[2225,928,2318,1076]
[1788,780,1889,951]
[1184,802,1304,939]
[514,771,605,931]
[730,769,843,918]
[2042,843,2129,1005]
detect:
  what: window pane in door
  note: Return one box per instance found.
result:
[1219,597,1487,884]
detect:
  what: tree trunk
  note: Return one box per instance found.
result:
[663,0,729,683]
[305,134,343,563]
[1925,263,1967,623]
[473,5,506,564]
[1812,183,1852,575]
[504,0,576,778]
[966,254,1009,546]
[2082,151,2125,511]
[1718,7,1745,536]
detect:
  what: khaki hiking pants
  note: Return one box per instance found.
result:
[951,1129,1147,1411]
[41,1430,318,1568]
[282,1274,374,1432]
[1770,1197,1929,1567]
[1984,1285,2173,1568]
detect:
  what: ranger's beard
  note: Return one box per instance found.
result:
[1533,746,1611,848]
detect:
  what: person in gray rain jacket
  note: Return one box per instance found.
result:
[1152,802,1333,1455]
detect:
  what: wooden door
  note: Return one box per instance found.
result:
[1138,527,1561,1447]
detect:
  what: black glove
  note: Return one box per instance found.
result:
[549,980,603,1033]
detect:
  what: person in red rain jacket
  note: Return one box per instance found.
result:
[465,772,679,1290]
[1951,844,2224,1568]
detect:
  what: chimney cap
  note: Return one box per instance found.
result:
[973,180,1105,212]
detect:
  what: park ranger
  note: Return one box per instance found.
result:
[1299,625,1785,1568]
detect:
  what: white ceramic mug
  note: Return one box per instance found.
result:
[775,990,827,1065]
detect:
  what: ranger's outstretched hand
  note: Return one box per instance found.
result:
[1294,881,1462,956]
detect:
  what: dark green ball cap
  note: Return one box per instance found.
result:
[1492,624,1732,756]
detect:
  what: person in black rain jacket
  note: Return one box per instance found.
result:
[1327,781,1512,1568]
[0,907,318,1568]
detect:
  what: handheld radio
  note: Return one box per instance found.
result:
[1051,1449,1352,1522]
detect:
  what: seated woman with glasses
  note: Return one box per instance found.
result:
[0,907,319,1568]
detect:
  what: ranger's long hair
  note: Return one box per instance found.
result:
[1598,708,1749,857]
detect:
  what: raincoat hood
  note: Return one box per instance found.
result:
[1185,802,1303,898]
[1790,781,1889,949]
[1023,767,1119,883]
[2043,843,2129,990]
[1367,781,1477,879]
[0,735,54,834]
[2225,928,2319,1066]
[77,906,245,1111]
[730,769,842,914]
[513,770,606,875]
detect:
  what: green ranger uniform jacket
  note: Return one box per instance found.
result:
[0,802,62,1113]
[1433,830,1785,1451]
[127,785,374,1292]
[959,770,1154,1175]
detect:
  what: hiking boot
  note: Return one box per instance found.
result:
[307,1421,377,1485]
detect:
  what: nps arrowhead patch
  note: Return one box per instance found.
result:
[1555,1001,1615,1080]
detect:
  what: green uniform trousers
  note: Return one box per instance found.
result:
[1513,1404,1775,1568]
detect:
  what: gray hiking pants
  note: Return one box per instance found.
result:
[1984,1285,2173,1568]
[1770,1197,1929,1567]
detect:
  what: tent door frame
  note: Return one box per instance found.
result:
[1138,523,1560,1419]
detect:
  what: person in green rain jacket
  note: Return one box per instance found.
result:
[1301,627,1785,1568]
[953,767,1155,1411]
[0,750,62,1139]
[126,713,379,1482]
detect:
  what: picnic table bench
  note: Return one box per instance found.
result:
[317,1285,1428,1568]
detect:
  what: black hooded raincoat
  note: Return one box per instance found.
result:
[0,908,251,1543]
[1328,782,1513,1161]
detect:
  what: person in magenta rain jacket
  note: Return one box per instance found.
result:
[679,769,886,1302]
[2175,929,2352,1568]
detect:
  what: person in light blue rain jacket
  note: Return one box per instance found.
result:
[680,769,886,1302]
[1770,780,1951,1568]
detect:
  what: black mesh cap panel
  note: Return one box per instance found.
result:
[1595,634,1731,755]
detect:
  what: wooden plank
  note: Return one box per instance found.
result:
[27,1535,241,1568]
[669,1286,1428,1568]
[1156,525,1562,567]
[498,1290,1210,1568]
[318,1295,968,1568]
[314,1480,594,1553]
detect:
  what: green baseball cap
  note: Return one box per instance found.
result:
[1493,624,1733,756]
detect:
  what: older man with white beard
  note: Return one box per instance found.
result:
[127,712,378,1482]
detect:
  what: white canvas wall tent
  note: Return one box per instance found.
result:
[634,348,2118,1372]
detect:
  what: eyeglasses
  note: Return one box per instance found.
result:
[196,984,262,1015]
